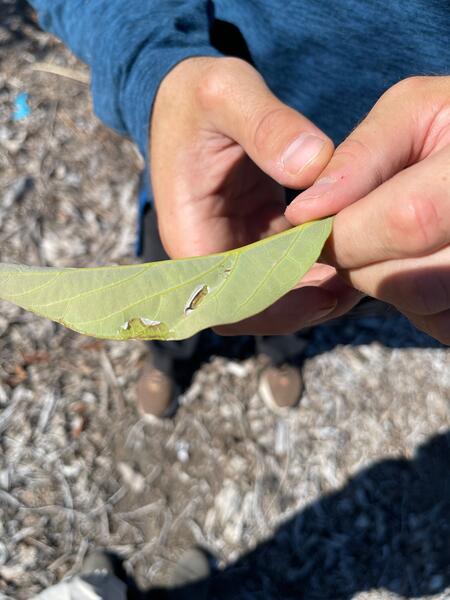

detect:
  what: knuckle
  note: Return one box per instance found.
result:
[196,57,252,111]
[335,137,385,187]
[409,271,450,315]
[385,192,444,256]
[196,63,228,111]
[252,107,290,153]
[384,76,430,100]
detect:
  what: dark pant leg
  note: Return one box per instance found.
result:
[256,332,310,367]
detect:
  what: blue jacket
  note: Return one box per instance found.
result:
[29,1,450,162]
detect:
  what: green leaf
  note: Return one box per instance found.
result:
[0,218,333,341]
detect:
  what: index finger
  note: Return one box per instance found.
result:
[286,76,449,225]
[325,146,450,270]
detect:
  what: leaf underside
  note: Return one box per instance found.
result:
[0,218,333,341]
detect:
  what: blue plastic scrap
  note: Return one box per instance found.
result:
[12,93,31,121]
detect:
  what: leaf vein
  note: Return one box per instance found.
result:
[235,228,302,312]
[3,271,64,300]
[70,256,229,327]
[26,267,152,309]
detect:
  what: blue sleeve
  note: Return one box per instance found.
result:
[28,1,221,157]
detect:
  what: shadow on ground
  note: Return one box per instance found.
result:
[147,430,450,599]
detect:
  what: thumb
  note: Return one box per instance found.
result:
[199,58,334,188]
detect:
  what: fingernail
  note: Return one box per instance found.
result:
[297,176,337,200]
[291,176,337,212]
[281,133,325,175]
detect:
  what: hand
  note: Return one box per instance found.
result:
[150,56,361,333]
[286,76,450,343]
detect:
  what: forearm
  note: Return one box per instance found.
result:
[28,0,220,156]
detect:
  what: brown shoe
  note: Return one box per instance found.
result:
[148,548,211,599]
[258,364,303,415]
[170,548,211,588]
[136,365,178,419]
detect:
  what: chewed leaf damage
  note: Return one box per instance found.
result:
[0,218,333,341]
[118,317,168,340]
[184,284,209,315]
